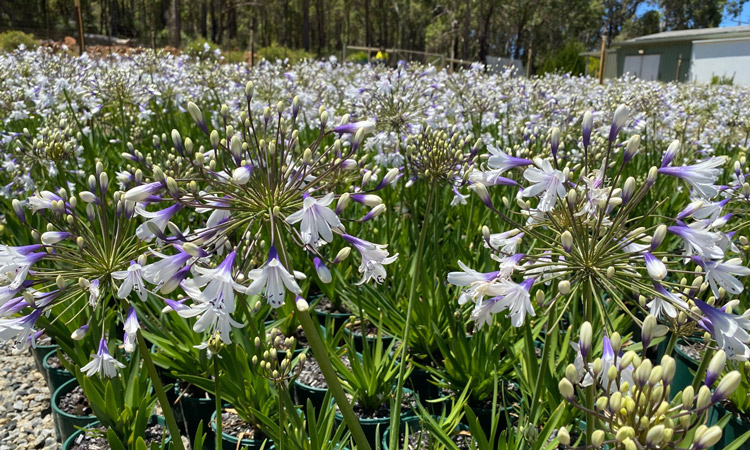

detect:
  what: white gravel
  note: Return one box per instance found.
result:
[0,345,60,450]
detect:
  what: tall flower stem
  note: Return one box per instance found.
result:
[296,310,371,450]
[664,332,678,358]
[136,331,185,450]
[274,232,372,450]
[528,311,556,423]
[691,346,713,390]
[583,279,595,445]
[390,179,438,449]
[214,358,222,450]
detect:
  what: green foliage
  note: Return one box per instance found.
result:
[183,38,221,59]
[538,41,587,76]
[258,43,315,64]
[333,323,408,413]
[346,51,369,63]
[0,31,38,52]
[712,74,735,85]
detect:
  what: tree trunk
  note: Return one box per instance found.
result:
[364,0,371,46]
[478,1,494,63]
[302,0,310,51]
[168,0,181,48]
[200,0,207,38]
[462,0,470,59]
[316,0,325,53]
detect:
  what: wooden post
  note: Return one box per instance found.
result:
[675,54,682,81]
[74,0,85,55]
[597,35,606,84]
[249,17,255,67]
[525,45,532,77]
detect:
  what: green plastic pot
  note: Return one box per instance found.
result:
[333,388,415,449]
[61,416,169,450]
[52,378,98,442]
[440,386,522,436]
[407,367,440,401]
[708,402,750,449]
[293,377,328,412]
[31,342,58,376]
[166,383,216,446]
[343,325,394,353]
[43,349,74,394]
[671,337,700,400]
[381,416,470,450]
[210,409,270,450]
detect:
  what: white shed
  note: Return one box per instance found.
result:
[691,37,750,85]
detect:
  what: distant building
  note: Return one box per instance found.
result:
[607,25,750,85]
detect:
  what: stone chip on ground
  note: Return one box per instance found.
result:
[0,344,60,450]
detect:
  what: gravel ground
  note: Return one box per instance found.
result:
[0,345,60,450]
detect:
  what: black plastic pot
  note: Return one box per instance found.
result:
[343,325,394,353]
[167,383,216,447]
[61,416,169,449]
[52,378,98,442]
[333,389,415,449]
[381,416,470,450]
[42,349,74,394]
[671,337,701,400]
[708,402,750,449]
[210,410,270,450]
[406,367,440,401]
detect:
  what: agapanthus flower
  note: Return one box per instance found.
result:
[246,246,303,308]
[692,256,750,296]
[81,339,126,378]
[696,299,750,361]
[521,159,566,212]
[285,193,344,249]
[341,234,398,285]
[112,260,147,301]
[657,157,726,199]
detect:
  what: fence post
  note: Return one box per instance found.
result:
[598,35,606,84]
[74,0,85,55]
[675,54,682,81]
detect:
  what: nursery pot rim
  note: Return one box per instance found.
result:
[43,348,70,374]
[209,408,270,446]
[333,387,416,425]
[61,415,170,450]
[53,378,98,421]
[381,415,470,450]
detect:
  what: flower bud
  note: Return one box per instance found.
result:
[558,378,575,400]
[713,370,741,403]
[695,426,722,450]
[647,166,658,185]
[622,177,635,204]
[558,280,570,295]
[313,257,332,284]
[550,127,560,157]
[557,426,570,446]
[661,140,680,168]
[610,104,629,142]
[561,231,573,253]
[579,322,592,359]
[565,364,578,382]
[641,314,657,349]
[624,135,640,163]
[592,430,604,447]
[651,224,667,250]
[333,247,351,264]
[71,325,89,340]
[705,350,726,387]
[696,385,712,410]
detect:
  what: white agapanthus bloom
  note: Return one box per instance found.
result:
[522,159,566,212]
[285,192,344,248]
[81,339,126,378]
[247,246,303,308]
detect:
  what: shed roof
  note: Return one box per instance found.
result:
[611,25,750,47]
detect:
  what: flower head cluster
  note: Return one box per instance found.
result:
[449,106,749,342]
[0,162,146,376]
[558,320,741,450]
[124,88,397,346]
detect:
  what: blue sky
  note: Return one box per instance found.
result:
[635,3,750,27]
